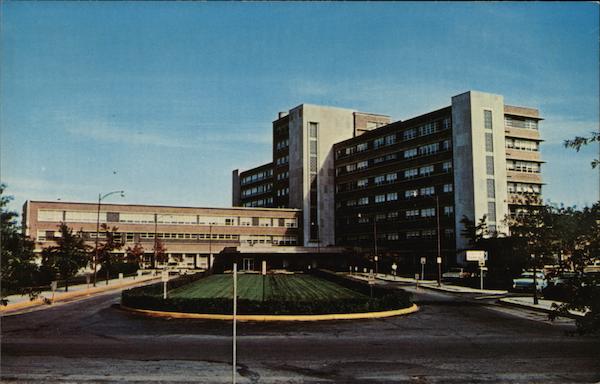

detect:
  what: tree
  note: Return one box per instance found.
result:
[0,184,39,304]
[153,238,167,268]
[41,222,89,292]
[97,224,125,284]
[126,242,145,266]
[460,214,489,248]
[564,131,599,168]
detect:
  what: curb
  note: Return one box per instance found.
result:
[120,303,419,322]
[497,299,583,319]
[0,277,159,314]
[422,285,508,295]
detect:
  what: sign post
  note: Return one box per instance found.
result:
[436,257,442,287]
[162,271,169,299]
[391,263,397,281]
[415,273,420,289]
[262,260,266,302]
[86,274,91,289]
[50,281,58,303]
[232,263,237,384]
[420,257,426,281]
[479,260,486,290]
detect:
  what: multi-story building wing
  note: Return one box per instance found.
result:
[24,201,301,270]
[234,105,390,247]
[334,91,543,266]
[334,107,455,267]
[234,162,274,208]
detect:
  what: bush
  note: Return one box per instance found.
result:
[122,270,412,315]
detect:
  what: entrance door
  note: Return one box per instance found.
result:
[243,258,254,271]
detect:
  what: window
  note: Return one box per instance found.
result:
[388,211,399,219]
[444,206,454,216]
[373,137,385,149]
[488,202,497,222]
[418,143,439,156]
[485,133,494,152]
[404,148,417,159]
[374,175,385,185]
[345,147,355,155]
[385,134,396,146]
[385,153,397,161]
[406,231,420,239]
[486,156,495,175]
[419,165,434,176]
[386,192,398,201]
[505,117,538,130]
[443,139,451,151]
[385,173,397,183]
[442,161,452,173]
[404,168,418,178]
[309,122,318,138]
[358,197,369,205]
[419,122,436,136]
[373,156,385,164]
[442,117,451,130]
[487,179,495,198]
[375,213,387,222]
[443,183,453,193]
[347,199,357,207]
[406,209,420,218]
[358,215,370,224]
[421,208,436,217]
[387,233,399,241]
[357,161,368,170]
[357,143,368,152]
[420,186,435,196]
[346,164,357,172]
[357,178,369,188]
[375,194,386,203]
[484,110,493,130]
[422,229,436,238]
[405,189,418,199]
[403,128,416,140]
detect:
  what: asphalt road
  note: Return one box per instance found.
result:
[1,283,599,383]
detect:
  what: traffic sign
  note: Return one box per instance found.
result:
[161,271,169,282]
[436,257,442,264]
[420,257,426,265]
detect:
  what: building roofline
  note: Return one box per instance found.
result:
[25,200,302,212]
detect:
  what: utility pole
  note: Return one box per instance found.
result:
[232,263,237,384]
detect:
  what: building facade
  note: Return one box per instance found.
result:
[233,91,543,268]
[24,201,301,271]
[334,91,543,267]
[233,104,390,247]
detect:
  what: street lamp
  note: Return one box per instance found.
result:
[93,190,125,287]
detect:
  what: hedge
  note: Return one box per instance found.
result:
[122,270,412,315]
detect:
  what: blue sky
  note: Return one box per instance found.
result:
[1,2,598,214]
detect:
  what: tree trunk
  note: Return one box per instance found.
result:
[106,267,109,285]
[65,278,69,292]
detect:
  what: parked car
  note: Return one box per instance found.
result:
[442,268,472,279]
[512,271,547,292]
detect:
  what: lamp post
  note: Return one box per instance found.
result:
[93,190,124,287]
[358,213,377,273]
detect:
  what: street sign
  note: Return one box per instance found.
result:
[436,257,442,264]
[420,257,426,265]
[415,273,420,280]
[161,271,169,282]
[466,250,486,262]
[391,263,397,271]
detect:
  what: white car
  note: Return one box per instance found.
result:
[512,271,547,291]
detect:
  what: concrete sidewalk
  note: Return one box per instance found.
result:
[362,273,508,295]
[0,274,159,314]
[499,296,588,318]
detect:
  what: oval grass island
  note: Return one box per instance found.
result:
[121,270,417,321]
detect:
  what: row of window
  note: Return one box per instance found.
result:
[241,183,273,197]
[242,197,274,207]
[506,138,539,152]
[240,169,273,185]
[276,187,290,197]
[507,160,541,173]
[343,228,454,242]
[336,144,451,176]
[338,176,453,195]
[507,182,542,194]
[505,117,538,130]
[275,139,289,151]
[276,155,289,166]
[336,118,451,159]
[339,185,452,208]
[276,171,289,181]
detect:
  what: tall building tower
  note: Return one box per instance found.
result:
[233,105,390,247]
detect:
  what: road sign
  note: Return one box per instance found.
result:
[466,250,486,262]
[436,257,442,264]
[392,263,397,271]
[161,271,169,282]
[420,257,426,265]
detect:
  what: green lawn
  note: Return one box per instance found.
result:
[168,274,367,301]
